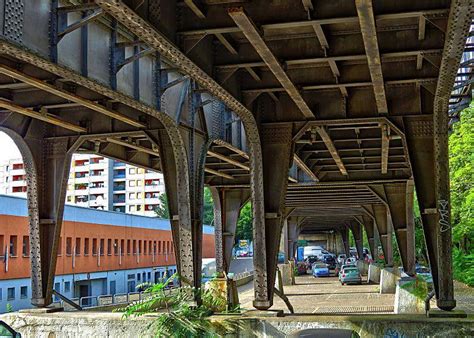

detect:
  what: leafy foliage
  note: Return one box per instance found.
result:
[120,274,243,337]
[449,106,474,286]
[155,188,215,226]
[236,202,253,242]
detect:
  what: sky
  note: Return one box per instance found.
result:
[0,132,22,163]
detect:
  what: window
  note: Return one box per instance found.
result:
[147,272,151,280]
[170,242,174,253]
[137,273,141,282]
[58,237,62,255]
[64,281,71,293]
[158,241,161,254]
[75,238,81,255]
[137,180,142,186]
[142,272,146,282]
[137,192,142,199]
[138,240,142,255]
[129,205,136,212]
[7,287,15,301]
[84,238,90,255]
[120,240,124,255]
[0,235,4,256]
[107,239,112,255]
[22,236,29,257]
[9,235,17,256]
[54,282,60,302]
[114,239,119,255]
[127,274,135,280]
[0,287,2,300]
[92,238,97,255]
[129,192,136,200]
[153,241,157,255]
[110,281,116,295]
[143,241,147,255]
[167,241,170,254]
[129,181,136,187]
[149,241,152,255]
[100,239,105,256]
[20,286,27,299]
[127,240,131,255]
[127,281,135,293]
[133,240,136,255]
[66,237,72,255]
[129,168,136,174]
[137,205,142,212]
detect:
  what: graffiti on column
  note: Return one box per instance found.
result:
[438,199,450,233]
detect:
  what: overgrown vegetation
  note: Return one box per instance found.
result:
[400,276,428,300]
[120,274,243,337]
[449,106,474,286]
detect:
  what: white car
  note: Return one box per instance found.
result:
[345,257,356,265]
[337,254,346,265]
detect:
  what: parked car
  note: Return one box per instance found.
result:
[337,254,347,265]
[312,262,330,277]
[338,264,357,280]
[277,252,286,264]
[416,265,433,284]
[296,261,307,275]
[321,254,337,269]
[345,257,356,265]
[304,255,319,271]
[340,266,362,285]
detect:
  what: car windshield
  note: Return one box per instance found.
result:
[345,268,358,273]
[314,263,327,268]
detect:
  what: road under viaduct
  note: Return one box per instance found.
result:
[0,0,472,312]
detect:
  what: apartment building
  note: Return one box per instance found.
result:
[0,155,165,217]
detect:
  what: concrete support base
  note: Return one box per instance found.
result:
[278,263,293,286]
[394,277,427,314]
[357,260,368,275]
[367,264,381,284]
[379,267,399,294]
[427,309,467,318]
[19,307,63,314]
[242,309,284,317]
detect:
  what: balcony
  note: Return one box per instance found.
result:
[89,187,107,194]
[11,180,26,187]
[74,176,90,184]
[113,184,126,192]
[10,168,25,176]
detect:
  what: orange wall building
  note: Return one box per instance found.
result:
[0,195,215,312]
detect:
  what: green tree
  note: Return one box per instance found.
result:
[449,106,474,286]
[235,202,252,242]
[155,188,215,226]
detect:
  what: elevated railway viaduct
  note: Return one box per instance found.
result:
[0,0,472,311]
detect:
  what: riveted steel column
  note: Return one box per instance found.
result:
[349,221,364,259]
[373,204,393,266]
[210,187,249,275]
[287,217,299,260]
[340,226,350,257]
[23,133,73,307]
[385,183,415,276]
[254,123,294,310]
[362,214,376,260]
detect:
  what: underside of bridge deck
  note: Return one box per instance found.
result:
[0,0,471,312]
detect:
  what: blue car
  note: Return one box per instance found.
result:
[312,262,330,277]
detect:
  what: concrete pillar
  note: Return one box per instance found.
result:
[280,218,289,262]
[349,220,364,259]
[277,263,293,286]
[368,263,381,284]
[362,215,376,260]
[287,218,299,261]
[379,267,399,294]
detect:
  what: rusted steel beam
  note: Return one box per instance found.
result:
[179,9,449,36]
[105,137,159,157]
[356,0,388,114]
[293,154,318,181]
[314,126,347,175]
[0,98,86,133]
[312,23,329,51]
[208,150,250,170]
[0,65,146,128]
[204,167,234,180]
[215,33,238,55]
[381,124,390,174]
[184,0,206,18]
[228,7,314,119]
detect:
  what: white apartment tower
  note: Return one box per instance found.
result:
[0,154,165,217]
